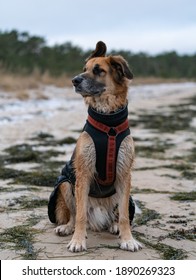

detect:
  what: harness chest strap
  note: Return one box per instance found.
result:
[87,115,129,186]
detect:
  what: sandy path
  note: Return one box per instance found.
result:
[0,82,195,259]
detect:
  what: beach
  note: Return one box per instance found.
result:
[0,82,195,259]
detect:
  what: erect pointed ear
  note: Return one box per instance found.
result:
[86,41,107,61]
[109,55,133,81]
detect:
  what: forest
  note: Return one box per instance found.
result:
[0,30,196,78]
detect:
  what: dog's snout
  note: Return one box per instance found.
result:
[72,76,84,87]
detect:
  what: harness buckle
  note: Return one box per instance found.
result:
[108,127,117,136]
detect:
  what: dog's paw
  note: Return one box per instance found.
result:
[55,224,74,236]
[67,238,87,252]
[120,238,142,251]
[109,222,119,235]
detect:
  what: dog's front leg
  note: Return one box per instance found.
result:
[67,174,90,252]
[118,174,142,251]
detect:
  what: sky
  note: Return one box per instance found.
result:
[0,0,196,54]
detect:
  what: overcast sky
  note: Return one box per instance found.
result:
[0,0,195,54]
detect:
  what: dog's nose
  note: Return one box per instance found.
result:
[72,76,84,87]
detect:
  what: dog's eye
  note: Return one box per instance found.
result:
[93,66,105,76]
[83,67,87,72]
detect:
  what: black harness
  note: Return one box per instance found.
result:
[48,105,135,224]
[85,106,130,197]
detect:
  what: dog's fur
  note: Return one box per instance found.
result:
[54,41,142,252]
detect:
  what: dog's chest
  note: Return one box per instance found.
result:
[83,106,130,198]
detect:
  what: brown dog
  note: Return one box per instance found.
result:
[48,41,142,252]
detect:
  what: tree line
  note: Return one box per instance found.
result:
[0,30,195,78]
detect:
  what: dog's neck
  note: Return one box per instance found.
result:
[84,91,128,114]
[88,105,128,126]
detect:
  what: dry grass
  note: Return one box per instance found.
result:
[0,70,72,92]
[0,71,193,94]
[132,76,193,85]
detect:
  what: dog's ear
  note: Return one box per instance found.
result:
[109,55,133,82]
[86,41,107,61]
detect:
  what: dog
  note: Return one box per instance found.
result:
[48,41,142,252]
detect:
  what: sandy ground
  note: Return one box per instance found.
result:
[0,82,195,260]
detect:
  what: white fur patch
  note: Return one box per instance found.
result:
[87,206,113,231]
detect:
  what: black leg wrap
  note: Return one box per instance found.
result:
[48,160,76,223]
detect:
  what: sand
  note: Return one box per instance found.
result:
[0,82,195,260]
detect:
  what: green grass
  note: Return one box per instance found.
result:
[13,196,48,209]
[131,97,195,133]
[170,191,196,201]
[168,227,196,240]
[0,225,39,259]
[134,201,161,225]
[134,232,187,260]
[3,144,64,164]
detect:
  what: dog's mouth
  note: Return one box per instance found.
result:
[75,86,106,97]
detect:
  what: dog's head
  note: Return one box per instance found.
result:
[72,41,133,97]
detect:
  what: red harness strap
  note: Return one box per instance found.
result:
[87,115,129,186]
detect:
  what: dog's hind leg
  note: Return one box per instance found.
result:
[55,182,75,236]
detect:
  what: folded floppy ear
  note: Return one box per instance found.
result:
[109,55,133,82]
[86,41,107,61]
